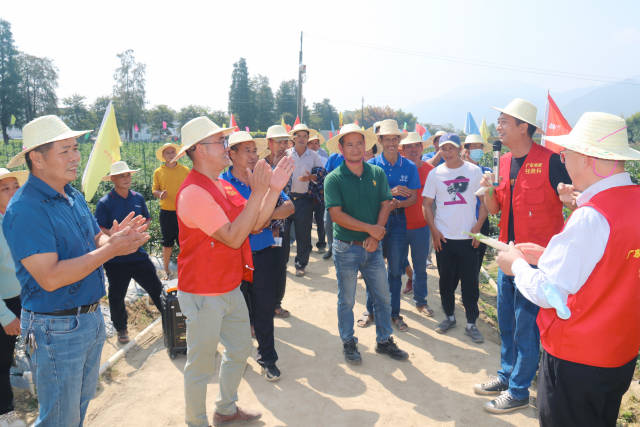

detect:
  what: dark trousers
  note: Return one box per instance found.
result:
[291,196,313,269]
[313,199,326,248]
[538,350,637,427]
[0,296,21,414]
[276,219,292,308]
[435,239,479,323]
[244,246,282,366]
[104,257,164,332]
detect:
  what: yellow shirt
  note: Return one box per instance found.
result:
[152,164,190,211]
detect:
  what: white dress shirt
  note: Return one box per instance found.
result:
[512,172,633,309]
[287,147,325,194]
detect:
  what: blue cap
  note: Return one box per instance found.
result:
[438,133,461,147]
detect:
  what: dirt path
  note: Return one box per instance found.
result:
[85,246,538,426]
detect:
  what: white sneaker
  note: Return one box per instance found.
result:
[0,411,27,427]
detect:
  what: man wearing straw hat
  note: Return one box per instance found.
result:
[221,131,294,382]
[262,124,295,318]
[286,123,326,277]
[362,119,420,332]
[306,131,328,254]
[173,117,293,426]
[495,112,640,426]
[323,137,346,260]
[95,160,164,344]
[474,98,571,414]
[398,131,435,315]
[324,123,409,364]
[3,115,149,426]
[0,168,28,427]
[152,142,190,279]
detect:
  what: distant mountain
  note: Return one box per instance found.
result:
[410,77,640,129]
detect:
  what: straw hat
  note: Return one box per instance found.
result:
[464,134,490,151]
[545,112,640,161]
[309,130,325,144]
[326,123,377,154]
[376,119,407,139]
[173,117,236,161]
[228,131,267,154]
[265,125,291,140]
[155,143,181,162]
[492,98,538,128]
[102,161,139,181]
[289,123,311,135]
[399,132,424,146]
[0,168,29,186]
[426,130,446,144]
[8,115,91,168]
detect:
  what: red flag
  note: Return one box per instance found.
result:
[230,114,237,129]
[162,121,167,130]
[415,123,426,137]
[544,92,572,154]
[293,115,300,127]
[134,123,139,132]
[328,131,333,138]
[285,124,292,132]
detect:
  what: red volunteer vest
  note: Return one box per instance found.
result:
[496,143,564,245]
[537,185,640,367]
[176,170,254,295]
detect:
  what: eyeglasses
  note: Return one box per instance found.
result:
[200,138,229,149]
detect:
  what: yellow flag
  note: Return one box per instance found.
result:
[339,112,343,128]
[10,114,16,126]
[281,116,286,128]
[82,101,122,201]
[480,119,490,144]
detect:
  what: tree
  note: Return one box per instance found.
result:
[208,110,229,128]
[59,94,95,132]
[0,19,20,143]
[177,105,210,130]
[251,75,275,131]
[626,112,640,144]
[16,53,58,123]
[228,58,255,130]
[91,96,112,129]
[113,49,146,140]
[275,79,297,123]
[309,98,338,130]
[147,104,176,138]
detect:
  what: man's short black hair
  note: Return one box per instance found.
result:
[514,118,537,138]
[24,143,53,172]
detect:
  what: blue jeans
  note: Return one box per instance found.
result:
[366,213,408,318]
[333,240,393,344]
[406,226,430,307]
[497,269,541,400]
[324,208,333,252]
[21,308,106,426]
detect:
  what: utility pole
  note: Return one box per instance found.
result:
[297,31,306,121]
[361,97,364,126]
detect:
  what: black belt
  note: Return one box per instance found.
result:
[26,302,100,316]
[290,192,310,201]
[390,208,405,215]
[337,239,363,247]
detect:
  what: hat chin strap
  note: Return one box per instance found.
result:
[591,158,618,178]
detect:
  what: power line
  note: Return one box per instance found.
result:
[306,33,640,87]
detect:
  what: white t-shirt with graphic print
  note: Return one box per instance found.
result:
[422,161,483,240]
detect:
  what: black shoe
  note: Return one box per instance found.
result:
[262,364,281,382]
[473,376,508,395]
[317,245,326,253]
[343,339,362,365]
[322,250,332,259]
[375,337,408,361]
[483,392,529,414]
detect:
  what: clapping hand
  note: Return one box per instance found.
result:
[248,159,272,194]
[390,186,412,198]
[272,156,295,190]
[109,211,149,235]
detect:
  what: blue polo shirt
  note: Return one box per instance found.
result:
[324,153,344,173]
[95,189,150,264]
[367,153,421,200]
[3,175,105,312]
[220,168,290,252]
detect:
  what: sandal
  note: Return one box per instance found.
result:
[274,307,290,318]
[356,313,374,328]
[417,304,435,317]
[392,316,409,332]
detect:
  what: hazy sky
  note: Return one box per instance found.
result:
[3,0,640,121]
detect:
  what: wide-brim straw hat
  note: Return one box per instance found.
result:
[102,161,140,181]
[289,123,311,135]
[427,130,446,144]
[0,168,29,186]
[309,130,325,144]
[493,98,539,129]
[156,143,181,162]
[326,123,377,154]
[266,125,291,140]
[173,116,236,162]
[228,131,267,154]
[464,134,490,152]
[8,115,91,168]
[376,119,407,139]
[545,112,640,161]
[399,132,424,146]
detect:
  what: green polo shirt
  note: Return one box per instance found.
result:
[324,162,392,242]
